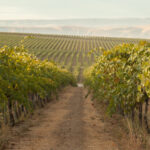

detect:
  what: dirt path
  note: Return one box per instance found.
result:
[5,86,127,150]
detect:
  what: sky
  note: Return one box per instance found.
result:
[0,0,150,20]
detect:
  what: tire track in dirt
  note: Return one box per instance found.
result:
[52,87,85,150]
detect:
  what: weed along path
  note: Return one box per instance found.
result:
[5,86,127,150]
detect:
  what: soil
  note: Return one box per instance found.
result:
[4,86,132,150]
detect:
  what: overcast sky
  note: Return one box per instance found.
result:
[0,0,149,20]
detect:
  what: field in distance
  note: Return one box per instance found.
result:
[0,32,148,82]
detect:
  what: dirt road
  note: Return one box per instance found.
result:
[5,86,127,150]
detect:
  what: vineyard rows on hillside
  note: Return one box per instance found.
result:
[0,32,147,81]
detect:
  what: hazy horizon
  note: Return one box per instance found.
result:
[0,18,150,39]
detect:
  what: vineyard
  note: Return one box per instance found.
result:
[0,39,76,127]
[0,32,147,82]
[84,41,150,132]
[1,32,150,150]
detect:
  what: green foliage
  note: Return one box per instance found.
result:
[0,42,76,111]
[0,33,146,82]
[84,41,150,115]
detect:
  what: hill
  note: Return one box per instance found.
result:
[0,32,148,81]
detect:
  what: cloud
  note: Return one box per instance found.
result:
[0,6,47,20]
[0,6,19,14]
